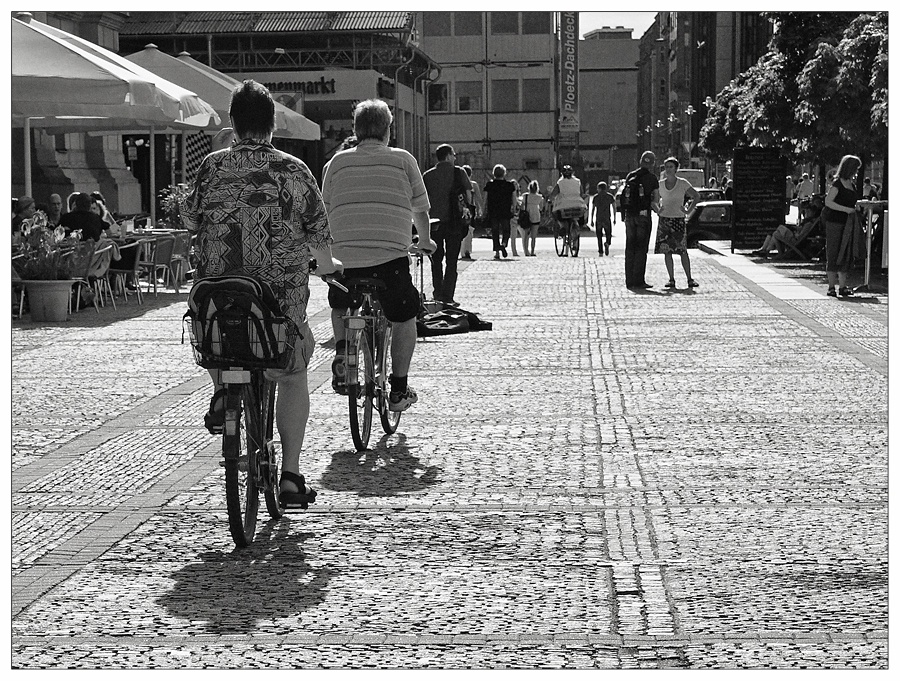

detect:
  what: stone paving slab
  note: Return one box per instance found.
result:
[10,239,888,669]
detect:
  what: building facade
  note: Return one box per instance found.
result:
[417,11,559,192]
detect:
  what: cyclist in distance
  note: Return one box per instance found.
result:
[548,165,587,227]
[321,98,436,412]
[182,79,343,507]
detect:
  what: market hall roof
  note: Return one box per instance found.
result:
[119,11,415,36]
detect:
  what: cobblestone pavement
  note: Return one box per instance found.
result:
[10,224,888,670]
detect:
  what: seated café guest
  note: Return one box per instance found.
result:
[12,196,36,236]
[90,191,120,232]
[60,192,106,242]
[46,193,63,227]
[751,195,824,258]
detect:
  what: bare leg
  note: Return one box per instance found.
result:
[664,253,675,282]
[276,370,310,493]
[390,317,418,377]
[680,252,693,280]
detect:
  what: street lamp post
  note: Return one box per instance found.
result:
[668,113,677,158]
[684,104,696,167]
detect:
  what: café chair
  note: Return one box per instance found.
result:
[108,239,149,304]
[138,235,176,296]
[168,232,193,293]
[89,243,117,311]
[66,240,99,314]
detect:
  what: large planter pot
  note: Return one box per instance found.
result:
[23,280,73,322]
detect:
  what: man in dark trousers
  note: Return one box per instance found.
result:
[622,151,660,289]
[422,144,472,305]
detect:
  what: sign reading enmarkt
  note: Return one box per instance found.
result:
[558,12,579,143]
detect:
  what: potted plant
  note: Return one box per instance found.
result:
[158,183,189,229]
[13,212,78,322]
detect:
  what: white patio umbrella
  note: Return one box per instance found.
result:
[12,13,219,211]
[125,45,320,140]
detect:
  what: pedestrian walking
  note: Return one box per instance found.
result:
[460,164,483,260]
[483,164,518,260]
[423,143,473,303]
[182,79,342,507]
[821,153,863,297]
[519,181,544,256]
[322,98,435,408]
[590,181,616,256]
[621,150,660,289]
[655,157,700,289]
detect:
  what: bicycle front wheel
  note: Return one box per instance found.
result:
[570,226,580,257]
[223,384,259,547]
[554,224,567,256]
[377,321,401,434]
[348,329,375,451]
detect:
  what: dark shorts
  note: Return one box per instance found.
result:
[327,256,419,323]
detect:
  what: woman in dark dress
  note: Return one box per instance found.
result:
[482,164,518,260]
[821,154,862,297]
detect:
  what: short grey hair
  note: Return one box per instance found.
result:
[353,99,393,141]
[640,151,656,167]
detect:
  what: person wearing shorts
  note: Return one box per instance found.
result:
[182,80,342,507]
[321,98,435,412]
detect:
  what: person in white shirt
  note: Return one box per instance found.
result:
[654,157,701,289]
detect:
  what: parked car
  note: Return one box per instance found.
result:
[686,200,732,247]
[694,187,726,203]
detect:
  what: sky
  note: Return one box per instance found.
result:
[579,12,658,39]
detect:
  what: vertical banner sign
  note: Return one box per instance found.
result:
[732,147,787,251]
[558,12,579,148]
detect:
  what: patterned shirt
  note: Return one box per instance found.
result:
[181,138,332,328]
[321,139,430,268]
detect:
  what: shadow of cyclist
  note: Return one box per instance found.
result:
[157,521,336,635]
[320,433,442,497]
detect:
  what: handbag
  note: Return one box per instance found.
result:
[517,194,532,229]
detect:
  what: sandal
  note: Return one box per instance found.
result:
[204,388,228,435]
[279,471,317,509]
[664,280,676,289]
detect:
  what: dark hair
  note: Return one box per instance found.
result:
[73,192,92,212]
[435,144,455,161]
[597,181,608,191]
[663,156,680,169]
[90,191,106,204]
[493,164,506,179]
[353,99,392,141]
[529,180,539,193]
[229,80,276,138]
[461,164,473,178]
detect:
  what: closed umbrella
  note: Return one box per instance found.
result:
[125,44,320,140]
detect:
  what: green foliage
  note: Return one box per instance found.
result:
[698,12,886,166]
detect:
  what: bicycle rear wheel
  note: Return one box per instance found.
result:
[554,224,567,257]
[377,321,401,434]
[570,226,580,257]
[348,328,375,451]
[223,384,259,547]
[246,376,282,520]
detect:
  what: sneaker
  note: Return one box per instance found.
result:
[637,282,653,289]
[688,279,699,288]
[605,244,610,256]
[493,253,501,260]
[839,286,854,297]
[331,355,348,395]
[827,287,837,297]
[389,386,418,412]
[500,246,508,258]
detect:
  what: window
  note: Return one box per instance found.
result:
[490,12,518,35]
[454,12,482,36]
[521,12,550,34]
[428,83,449,113]
[423,12,451,36]
[521,79,550,111]
[491,79,518,112]
[456,81,482,112]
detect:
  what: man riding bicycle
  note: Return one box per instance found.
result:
[321,98,435,412]
[548,165,587,231]
[181,80,342,508]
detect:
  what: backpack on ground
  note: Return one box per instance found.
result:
[620,170,647,214]
[183,275,300,370]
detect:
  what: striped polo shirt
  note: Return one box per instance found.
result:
[321,139,430,268]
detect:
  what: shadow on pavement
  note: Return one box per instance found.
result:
[158,521,336,634]
[320,433,442,497]
[12,291,187,328]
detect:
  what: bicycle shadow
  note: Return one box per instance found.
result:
[320,433,443,497]
[157,521,336,635]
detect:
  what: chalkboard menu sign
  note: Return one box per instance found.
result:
[732,147,787,250]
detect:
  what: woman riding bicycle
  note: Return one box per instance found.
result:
[548,165,587,230]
